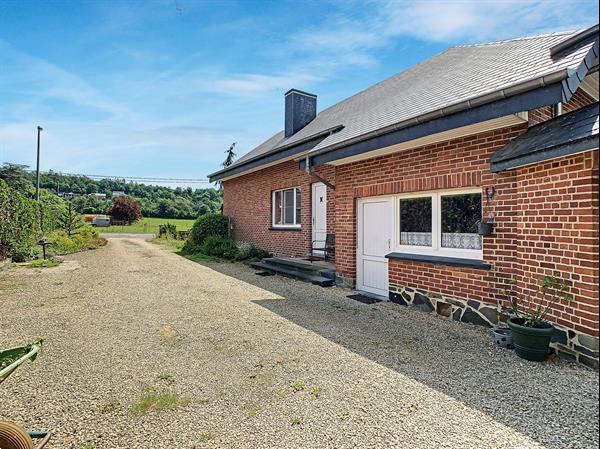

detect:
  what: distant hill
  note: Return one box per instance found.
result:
[0,163,222,219]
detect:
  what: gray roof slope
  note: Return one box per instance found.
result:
[490,102,599,172]
[215,28,597,176]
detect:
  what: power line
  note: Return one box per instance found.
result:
[40,170,211,184]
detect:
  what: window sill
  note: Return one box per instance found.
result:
[269,226,302,232]
[385,252,491,270]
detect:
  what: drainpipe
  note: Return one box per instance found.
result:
[554,102,563,117]
[304,155,335,190]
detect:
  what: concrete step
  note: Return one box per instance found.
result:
[250,261,334,287]
[262,257,335,280]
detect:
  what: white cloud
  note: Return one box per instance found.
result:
[195,72,324,96]
[284,0,597,73]
[383,0,595,42]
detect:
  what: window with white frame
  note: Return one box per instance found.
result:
[396,189,482,258]
[272,187,301,227]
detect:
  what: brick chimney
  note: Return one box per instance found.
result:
[284,89,317,137]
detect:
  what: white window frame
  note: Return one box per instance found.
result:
[394,187,483,260]
[272,187,301,228]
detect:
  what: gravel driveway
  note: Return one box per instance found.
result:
[1,238,598,449]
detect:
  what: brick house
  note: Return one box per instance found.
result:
[209,26,599,368]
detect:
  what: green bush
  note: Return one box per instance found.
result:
[235,242,270,261]
[158,223,177,238]
[183,213,229,254]
[200,236,238,259]
[0,179,38,260]
[39,189,66,233]
[47,227,106,255]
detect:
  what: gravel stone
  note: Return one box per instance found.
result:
[1,238,598,448]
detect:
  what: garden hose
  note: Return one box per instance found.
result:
[0,421,34,449]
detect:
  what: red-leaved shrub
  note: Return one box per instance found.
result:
[106,197,142,224]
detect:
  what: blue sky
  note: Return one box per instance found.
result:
[0,0,598,187]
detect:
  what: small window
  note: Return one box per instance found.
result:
[441,193,482,250]
[272,187,301,227]
[399,197,432,247]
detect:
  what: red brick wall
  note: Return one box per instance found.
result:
[335,125,528,300]
[515,150,599,336]
[563,89,596,113]
[222,160,335,258]
[335,126,599,338]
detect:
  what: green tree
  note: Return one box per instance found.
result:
[214,143,236,192]
[0,163,33,195]
[59,201,83,236]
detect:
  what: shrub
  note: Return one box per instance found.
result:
[235,242,270,261]
[48,227,106,255]
[183,213,229,254]
[0,179,37,260]
[502,275,572,328]
[200,236,238,259]
[106,197,142,224]
[158,223,177,238]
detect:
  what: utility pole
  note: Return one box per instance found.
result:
[35,126,43,201]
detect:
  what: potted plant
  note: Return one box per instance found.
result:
[478,211,494,236]
[503,276,572,361]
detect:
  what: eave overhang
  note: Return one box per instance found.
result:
[490,102,599,173]
[300,81,564,169]
[299,37,598,170]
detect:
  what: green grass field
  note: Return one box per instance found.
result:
[99,217,195,234]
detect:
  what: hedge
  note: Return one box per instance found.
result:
[0,180,65,261]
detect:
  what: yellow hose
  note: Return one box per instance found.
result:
[0,421,34,449]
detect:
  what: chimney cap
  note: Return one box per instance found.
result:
[284,88,317,98]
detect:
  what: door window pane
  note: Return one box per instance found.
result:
[399,197,432,246]
[441,193,482,249]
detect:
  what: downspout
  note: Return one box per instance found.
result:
[554,102,563,117]
[305,155,336,190]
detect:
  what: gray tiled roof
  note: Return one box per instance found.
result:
[218,28,597,174]
[490,102,599,172]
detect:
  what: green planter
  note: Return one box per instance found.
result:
[508,318,555,362]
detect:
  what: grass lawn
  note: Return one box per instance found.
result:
[99,217,195,234]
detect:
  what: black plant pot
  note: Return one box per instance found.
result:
[508,317,555,362]
[478,222,493,236]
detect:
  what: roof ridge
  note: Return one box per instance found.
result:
[453,29,579,49]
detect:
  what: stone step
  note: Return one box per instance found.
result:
[250,261,334,287]
[261,257,335,280]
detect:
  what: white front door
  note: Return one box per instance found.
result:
[312,182,327,257]
[357,197,394,296]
